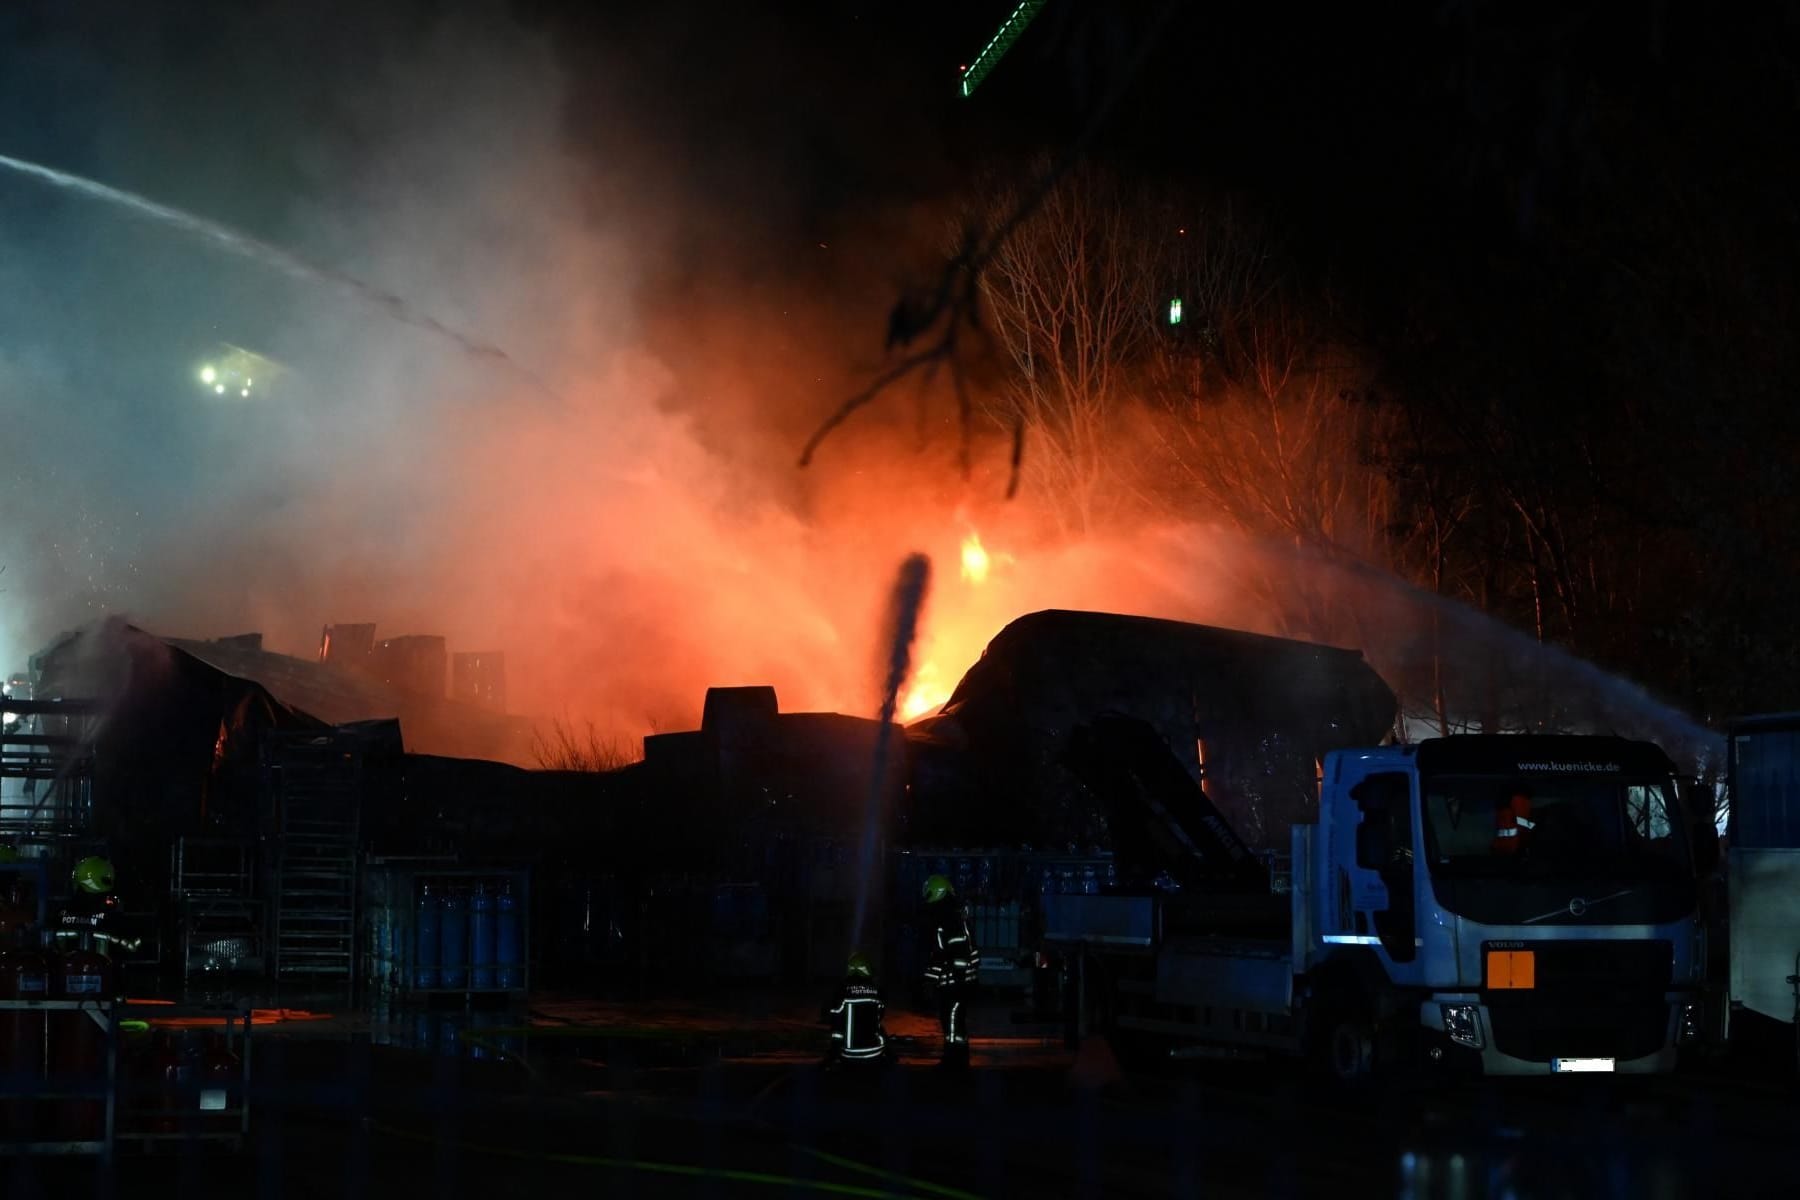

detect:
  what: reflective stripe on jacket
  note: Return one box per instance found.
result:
[1492,800,1536,854]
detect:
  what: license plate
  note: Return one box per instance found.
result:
[1551,1057,1614,1073]
[199,1088,228,1111]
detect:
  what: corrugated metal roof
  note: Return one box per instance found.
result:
[164,636,539,765]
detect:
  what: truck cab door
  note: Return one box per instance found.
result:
[1329,769,1418,965]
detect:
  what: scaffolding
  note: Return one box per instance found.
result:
[0,697,99,849]
[265,731,362,982]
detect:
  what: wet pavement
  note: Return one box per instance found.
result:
[6,990,1799,1199]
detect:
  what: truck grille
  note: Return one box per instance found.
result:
[1487,1004,1671,1060]
[1483,939,1674,1062]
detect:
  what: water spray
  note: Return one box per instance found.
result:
[849,553,932,957]
[1341,553,1717,758]
[1148,525,1724,764]
[0,152,560,399]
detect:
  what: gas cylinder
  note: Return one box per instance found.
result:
[50,932,111,1140]
[148,1029,194,1134]
[198,1031,241,1133]
[439,887,468,989]
[469,885,496,989]
[414,882,440,990]
[495,883,521,990]
[2,930,51,1137]
[112,1016,153,1137]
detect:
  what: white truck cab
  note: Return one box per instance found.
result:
[1307,738,1707,1075]
[1046,727,1710,1078]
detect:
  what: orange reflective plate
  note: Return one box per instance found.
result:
[1487,949,1536,989]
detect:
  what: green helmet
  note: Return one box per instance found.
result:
[922,874,953,904]
[72,856,116,896]
[846,952,873,979]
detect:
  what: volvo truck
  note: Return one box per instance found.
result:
[1043,718,1710,1079]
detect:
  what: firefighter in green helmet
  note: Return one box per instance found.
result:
[822,950,888,1066]
[57,854,138,957]
[921,873,979,1068]
[72,856,115,896]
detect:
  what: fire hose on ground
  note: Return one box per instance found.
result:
[361,1116,987,1200]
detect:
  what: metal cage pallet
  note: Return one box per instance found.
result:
[363,864,530,1003]
[0,1000,252,1159]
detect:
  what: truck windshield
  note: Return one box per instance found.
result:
[1422,773,1691,880]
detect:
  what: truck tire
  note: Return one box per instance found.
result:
[1312,994,1381,1089]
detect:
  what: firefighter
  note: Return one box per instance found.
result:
[822,951,888,1066]
[921,873,979,1068]
[57,855,138,957]
[71,855,114,897]
[1492,789,1537,856]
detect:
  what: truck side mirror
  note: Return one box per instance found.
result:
[1691,819,1721,875]
[1677,775,1721,875]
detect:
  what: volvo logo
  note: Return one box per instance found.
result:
[1567,896,1589,917]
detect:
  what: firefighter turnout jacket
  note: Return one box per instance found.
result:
[826,980,887,1060]
[923,898,980,987]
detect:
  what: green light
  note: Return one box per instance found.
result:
[1168,298,1183,326]
[959,0,1047,98]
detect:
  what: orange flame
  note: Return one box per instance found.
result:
[898,529,1009,722]
[960,532,991,584]
[899,660,948,722]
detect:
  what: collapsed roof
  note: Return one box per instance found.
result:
[166,634,536,765]
[33,622,536,765]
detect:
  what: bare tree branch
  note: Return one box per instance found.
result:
[531,716,636,773]
[797,0,1183,490]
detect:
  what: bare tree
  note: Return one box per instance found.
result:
[797,4,1185,494]
[964,165,1170,532]
[531,717,636,773]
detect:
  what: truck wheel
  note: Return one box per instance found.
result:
[1314,999,1380,1088]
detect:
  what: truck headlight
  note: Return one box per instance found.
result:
[1441,1003,1484,1050]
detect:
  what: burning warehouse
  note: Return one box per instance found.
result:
[7,619,561,989]
[3,607,1398,994]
